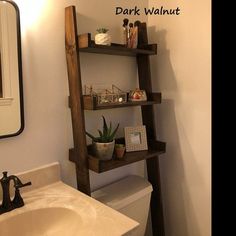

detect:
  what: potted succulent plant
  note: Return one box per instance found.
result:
[86,116,119,160]
[115,144,126,159]
[95,28,111,46]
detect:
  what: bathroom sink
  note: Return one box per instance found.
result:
[0,181,138,236]
[0,207,81,236]
[0,163,139,235]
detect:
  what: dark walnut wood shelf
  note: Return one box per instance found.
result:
[65,6,166,234]
[69,139,166,173]
[82,92,162,110]
[78,33,157,57]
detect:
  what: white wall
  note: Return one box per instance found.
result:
[148,0,211,236]
[0,0,211,235]
[0,0,148,191]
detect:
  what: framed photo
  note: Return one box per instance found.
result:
[124,126,148,152]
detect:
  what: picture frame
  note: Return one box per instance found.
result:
[124,126,148,152]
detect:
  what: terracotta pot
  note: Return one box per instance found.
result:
[115,145,126,159]
[93,140,115,160]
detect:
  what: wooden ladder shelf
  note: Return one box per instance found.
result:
[65,5,166,236]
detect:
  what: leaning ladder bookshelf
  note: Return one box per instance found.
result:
[65,6,166,236]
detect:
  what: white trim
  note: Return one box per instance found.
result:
[0,97,13,106]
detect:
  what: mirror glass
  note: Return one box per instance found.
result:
[0,0,24,139]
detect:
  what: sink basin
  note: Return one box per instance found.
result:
[0,207,81,236]
[0,163,139,235]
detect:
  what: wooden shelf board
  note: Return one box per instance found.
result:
[87,140,166,173]
[78,33,157,57]
[69,140,166,173]
[83,92,161,110]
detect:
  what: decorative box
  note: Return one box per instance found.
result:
[83,84,127,107]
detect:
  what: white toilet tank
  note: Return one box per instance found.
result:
[92,175,153,236]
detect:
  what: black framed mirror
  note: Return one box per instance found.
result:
[0,0,24,139]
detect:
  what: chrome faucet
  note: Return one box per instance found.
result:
[0,171,31,215]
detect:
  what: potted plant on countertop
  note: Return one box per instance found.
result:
[95,28,111,46]
[86,116,119,160]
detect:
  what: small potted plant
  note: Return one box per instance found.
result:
[86,116,119,160]
[115,144,126,159]
[95,28,111,46]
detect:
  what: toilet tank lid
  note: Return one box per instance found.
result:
[92,175,153,210]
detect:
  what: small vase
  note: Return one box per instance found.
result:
[115,145,126,159]
[95,33,111,46]
[93,140,115,160]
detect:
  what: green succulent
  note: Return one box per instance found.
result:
[115,144,125,148]
[86,116,119,143]
[96,28,109,34]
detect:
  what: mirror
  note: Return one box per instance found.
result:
[0,0,24,139]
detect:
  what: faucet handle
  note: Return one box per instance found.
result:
[11,175,32,189]
[15,181,32,189]
[2,171,8,176]
[0,171,8,181]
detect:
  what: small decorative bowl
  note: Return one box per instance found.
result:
[128,89,147,102]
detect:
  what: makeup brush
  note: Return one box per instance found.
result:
[122,18,129,46]
[131,21,141,48]
[128,23,133,48]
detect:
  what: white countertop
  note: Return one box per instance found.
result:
[0,163,139,235]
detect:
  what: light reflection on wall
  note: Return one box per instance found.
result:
[14,0,46,34]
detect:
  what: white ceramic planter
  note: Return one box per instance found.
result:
[95,33,111,46]
[93,140,115,160]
